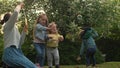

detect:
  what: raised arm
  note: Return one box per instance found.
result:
[36,24,51,31]
[82,28,98,39]
[4,3,24,30]
[19,19,28,48]
[19,30,26,48]
[91,28,98,38]
[82,30,92,39]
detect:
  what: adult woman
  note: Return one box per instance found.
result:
[1,3,37,68]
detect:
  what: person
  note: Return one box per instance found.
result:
[1,2,37,68]
[77,25,98,68]
[46,22,64,68]
[33,13,51,68]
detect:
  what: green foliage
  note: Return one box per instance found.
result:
[0,37,3,66]
[59,40,80,65]
[95,49,105,64]
[0,0,120,65]
[97,38,120,61]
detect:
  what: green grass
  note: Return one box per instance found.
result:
[0,62,120,68]
[44,62,120,68]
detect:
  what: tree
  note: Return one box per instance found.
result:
[0,0,120,65]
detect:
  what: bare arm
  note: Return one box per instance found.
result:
[19,17,28,47]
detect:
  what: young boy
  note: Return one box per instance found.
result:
[46,22,64,68]
[78,25,98,68]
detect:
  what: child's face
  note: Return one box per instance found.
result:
[52,24,56,29]
[50,23,58,34]
[39,15,47,26]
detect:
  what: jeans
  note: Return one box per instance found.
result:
[86,48,96,66]
[33,43,46,67]
[2,46,37,68]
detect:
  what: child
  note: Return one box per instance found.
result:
[33,13,51,68]
[46,22,64,68]
[78,25,98,68]
[1,2,37,68]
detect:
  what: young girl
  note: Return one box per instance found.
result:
[33,13,51,68]
[46,22,64,68]
[78,25,98,68]
[1,3,37,68]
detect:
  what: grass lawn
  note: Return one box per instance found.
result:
[0,62,120,68]
[44,62,120,68]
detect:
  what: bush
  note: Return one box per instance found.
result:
[21,39,105,65]
[59,40,105,65]
[0,35,4,66]
[97,38,120,62]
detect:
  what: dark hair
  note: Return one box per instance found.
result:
[80,30,86,39]
[80,27,91,39]
[0,13,11,25]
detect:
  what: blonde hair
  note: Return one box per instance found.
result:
[48,22,58,34]
[48,22,55,27]
[33,13,48,39]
